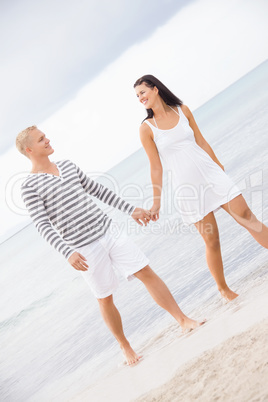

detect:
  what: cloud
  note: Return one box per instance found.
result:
[1,0,267,241]
[0,0,192,153]
[35,0,268,173]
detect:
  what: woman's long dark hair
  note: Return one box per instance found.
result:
[134,74,183,121]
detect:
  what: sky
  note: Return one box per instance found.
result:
[1,0,268,241]
[0,0,191,153]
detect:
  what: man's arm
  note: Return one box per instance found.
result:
[22,185,88,270]
[75,164,150,224]
[75,164,134,213]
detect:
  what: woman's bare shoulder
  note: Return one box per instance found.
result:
[140,121,153,136]
[180,104,192,118]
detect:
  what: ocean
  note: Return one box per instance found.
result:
[0,60,267,401]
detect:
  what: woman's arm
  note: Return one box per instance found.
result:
[181,104,224,171]
[140,123,163,220]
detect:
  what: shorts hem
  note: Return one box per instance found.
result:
[94,283,119,299]
[126,258,150,281]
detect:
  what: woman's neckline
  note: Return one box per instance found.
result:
[150,106,180,131]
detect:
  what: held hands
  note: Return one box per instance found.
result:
[150,203,160,221]
[68,252,89,271]
[131,205,161,225]
[131,207,151,226]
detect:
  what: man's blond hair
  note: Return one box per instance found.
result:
[16,125,37,157]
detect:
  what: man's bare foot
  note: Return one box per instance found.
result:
[180,317,206,333]
[219,287,239,301]
[121,343,142,366]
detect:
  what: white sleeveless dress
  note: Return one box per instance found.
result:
[144,106,241,224]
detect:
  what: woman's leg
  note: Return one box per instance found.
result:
[221,195,268,248]
[98,294,141,365]
[194,212,238,301]
[134,265,205,330]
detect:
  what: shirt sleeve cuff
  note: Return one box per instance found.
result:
[65,249,77,260]
[129,206,136,216]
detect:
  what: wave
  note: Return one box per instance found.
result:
[0,277,80,329]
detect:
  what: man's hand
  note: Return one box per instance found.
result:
[131,207,151,226]
[68,252,89,271]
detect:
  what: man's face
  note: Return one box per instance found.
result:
[26,128,54,157]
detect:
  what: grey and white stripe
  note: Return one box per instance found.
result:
[21,160,135,259]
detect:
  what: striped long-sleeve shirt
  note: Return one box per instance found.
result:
[21,160,135,259]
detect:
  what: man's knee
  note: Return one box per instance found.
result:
[134,265,151,280]
[97,294,113,306]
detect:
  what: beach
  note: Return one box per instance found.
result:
[137,319,268,402]
[72,267,268,402]
[0,61,267,401]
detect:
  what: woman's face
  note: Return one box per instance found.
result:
[135,83,158,109]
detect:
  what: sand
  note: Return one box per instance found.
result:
[71,269,268,402]
[72,275,268,402]
[136,318,268,402]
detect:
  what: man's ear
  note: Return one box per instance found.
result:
[25,147,32,155]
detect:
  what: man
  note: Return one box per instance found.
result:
[16,125,203,365]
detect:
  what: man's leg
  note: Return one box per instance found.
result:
[98,294,141,365]
[134,266,204,331]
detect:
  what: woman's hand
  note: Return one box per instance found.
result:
[150,204,160,221]
[218,163,225,171]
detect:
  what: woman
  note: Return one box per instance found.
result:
[134,75,268,301]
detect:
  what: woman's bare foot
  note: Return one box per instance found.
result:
[219,287,239,301]
[121,342,142,366]
[180,316,206,333]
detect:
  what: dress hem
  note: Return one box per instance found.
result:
[181,191,242,225]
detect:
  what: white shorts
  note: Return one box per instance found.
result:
[78,227,149,299]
